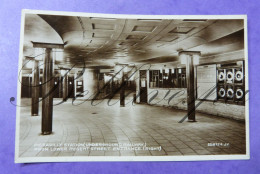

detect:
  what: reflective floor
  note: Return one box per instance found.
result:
[18,98,246,157]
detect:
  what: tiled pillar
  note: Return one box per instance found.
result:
[186,54,195,121]
[42,48,54,135]
[83,69,99,100]
[120,73,125,107]
[179,51,200,122]
[31,60,39,116]
[62,71,68,101]
[32,42,64,135]
[114,64,125,107]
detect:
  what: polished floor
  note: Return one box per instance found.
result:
[18,98,246,157]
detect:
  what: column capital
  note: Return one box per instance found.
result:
[25,56,36,60]
[31,41,64,49]
[178,51,201,56]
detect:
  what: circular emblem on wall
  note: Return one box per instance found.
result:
[218,72,226,81]
[218,88,225,97]
[226,71,234,81]
[235,71,243,81]
[236,89,243,99]
[227,88,234,98]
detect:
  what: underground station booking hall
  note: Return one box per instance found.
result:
[15,10,249,162]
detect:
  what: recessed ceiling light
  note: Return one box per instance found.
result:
[169,27,194,34]
[134,50,146,53]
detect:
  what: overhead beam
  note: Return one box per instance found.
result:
[199,50,244,65]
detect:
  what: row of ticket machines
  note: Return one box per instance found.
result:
[217,61,245,105]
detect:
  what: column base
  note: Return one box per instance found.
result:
[31,114,39,116]
[188,119,197,122]
[42,131,52,135]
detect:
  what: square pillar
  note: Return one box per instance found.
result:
[42,48,54,135]
[31,60,40,116]
[186,55,195,121]
[61,70,68,101]
[179,51,200,122]
[32,42,64,135]
[120,73,125,107]
[62,74,68,101]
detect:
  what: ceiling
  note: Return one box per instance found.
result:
[23,14,244,70]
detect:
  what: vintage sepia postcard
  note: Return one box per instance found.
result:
[15,9,249,163]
